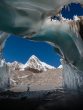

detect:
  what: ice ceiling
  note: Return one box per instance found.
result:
[0,0,83,35]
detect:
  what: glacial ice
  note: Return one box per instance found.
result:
[0,59,10,90]
[0,32,10,90]
[61,59,83,90]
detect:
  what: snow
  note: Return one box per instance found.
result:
[7,61,24,70]
[58,65,63,69]
[73,15,80,21]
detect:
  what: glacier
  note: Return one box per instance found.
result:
[0,0,83,91]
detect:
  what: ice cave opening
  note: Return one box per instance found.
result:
[0,1,83,93]
[51,3,83,21]
[61,3,83,20]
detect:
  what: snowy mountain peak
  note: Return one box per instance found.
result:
[7,61,23,70]
[29,55,38,60]
[26,55,41,65]
[24,55,55,72]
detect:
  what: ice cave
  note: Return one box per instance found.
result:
[0,0,83,93]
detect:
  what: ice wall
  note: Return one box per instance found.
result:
[61,59,83,91]
[0,58,10,91]
[0,32,10,90]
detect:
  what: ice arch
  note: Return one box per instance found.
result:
[28,17,83,91]
[0,0,83,91]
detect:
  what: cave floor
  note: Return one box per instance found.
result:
[0,88,83,110]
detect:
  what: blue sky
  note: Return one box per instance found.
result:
[61,3,83,19]
[3,3,83,67]
[3,35,60,67]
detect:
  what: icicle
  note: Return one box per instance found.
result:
[65,5,67,10]
[68,6,70,12]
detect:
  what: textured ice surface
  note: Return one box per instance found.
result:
[61,59,83,90]
[0,59,10,90]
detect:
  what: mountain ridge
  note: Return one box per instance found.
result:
[7,55,62,72]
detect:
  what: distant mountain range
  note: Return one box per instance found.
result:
[6,55,63,91]
[7,55,62,73]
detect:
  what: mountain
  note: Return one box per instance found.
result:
[6,55,63,91]
[7,61,24,71]
[23,55,56,72]
[7,55,56,72]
